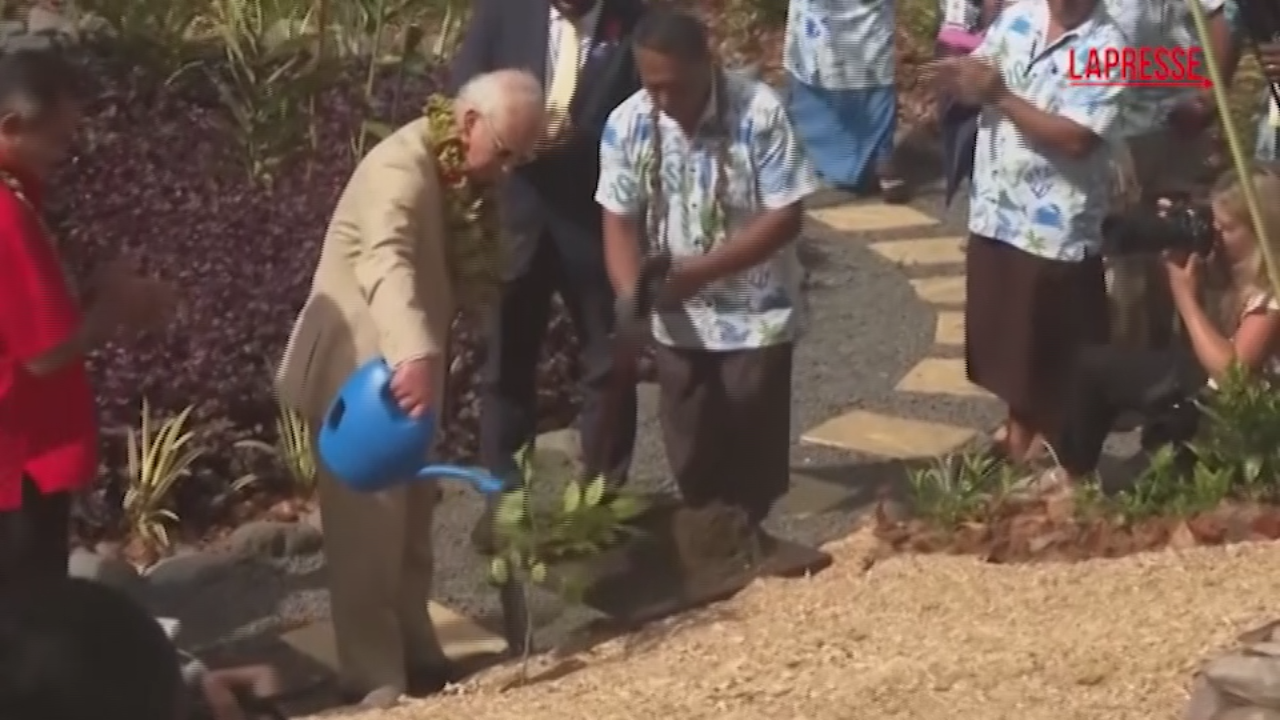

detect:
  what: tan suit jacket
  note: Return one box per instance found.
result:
[276,117,454,426]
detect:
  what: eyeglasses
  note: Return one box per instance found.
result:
[480,113,533,168]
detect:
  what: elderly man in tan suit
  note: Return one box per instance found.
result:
[275,69,544,709]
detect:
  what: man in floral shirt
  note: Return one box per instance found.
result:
[937,0,1128,463]
[596,8,819,526]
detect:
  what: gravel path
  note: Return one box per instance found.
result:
[307,530,1280,720]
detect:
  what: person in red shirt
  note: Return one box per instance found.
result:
[0,49,172,588]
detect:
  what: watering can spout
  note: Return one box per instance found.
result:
[416,464,506,495]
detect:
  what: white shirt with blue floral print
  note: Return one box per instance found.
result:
[969,0,1129,261]
[595,72,821,351]
[782,0,896,90]
[1102,0,1227,138]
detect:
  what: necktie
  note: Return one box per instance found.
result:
[542,15,582,144]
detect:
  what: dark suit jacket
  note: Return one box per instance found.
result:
[448,0,644,276]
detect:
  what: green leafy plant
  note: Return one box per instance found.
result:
[1107,447,1232,521]
[1098,364,1280,521]
[906,452,1016,528]
[234,402,316,493]
[122,399,203,551]
[75,0,209,74]
[1190,363,1280,500]
[182,0,337,183]
[487,444,649,684]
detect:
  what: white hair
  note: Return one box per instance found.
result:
[456,69,545,134]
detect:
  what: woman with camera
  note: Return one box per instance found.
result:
[1037,166,1280,488]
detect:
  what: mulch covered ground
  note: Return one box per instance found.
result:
[308,528,1280,720]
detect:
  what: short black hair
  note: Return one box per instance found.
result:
[0,578,187,720]
[632,7,712,62]
[0,48,82,120]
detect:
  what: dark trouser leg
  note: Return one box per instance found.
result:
[720,344,794,525]
[653,344,727,507]
[551,241,636,485]
[0,476,72,590]
[1051,345,1202,476]
[1127,130,1207,349]
[479,240,556,485]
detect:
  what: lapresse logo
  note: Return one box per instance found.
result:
[1067,46,1211,88]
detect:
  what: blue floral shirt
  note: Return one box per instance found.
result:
[969,0,1129,261]
[595,72,821,350]
[783,0,896,89]
[1103,0,1227,137]
[1222,0,1280,161]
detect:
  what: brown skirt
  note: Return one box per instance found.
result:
[964,233,1110,415]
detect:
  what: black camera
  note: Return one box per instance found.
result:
[1101,194,1218,257]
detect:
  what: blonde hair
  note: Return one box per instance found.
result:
[1210,164,1280,326]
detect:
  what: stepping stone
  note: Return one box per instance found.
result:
[280,602,507,672]
[869,236,966,267]
[543,495,831,629]
[807,202,938,233]
[910,275,966,305]
[896,358,992,398]
[778,472,858,516]
[801,409,977,458]
[934,311,965,346]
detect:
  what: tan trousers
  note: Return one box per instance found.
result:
[316,467,446,693]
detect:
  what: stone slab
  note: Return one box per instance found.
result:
[544,495,832,629]
[800,410,978,458]
[910,275,966,305]
[895,357,992,398]
[869,236,966,267]
[280,602,507,671]
[778,472,858,516]
[807,202,938,233]
[934,311,966,346]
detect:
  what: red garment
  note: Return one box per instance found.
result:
[0,167,98,510]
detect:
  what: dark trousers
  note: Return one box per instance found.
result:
[0,476,72,589]
[480,234,637,484]
[653,343,794,524]
[1053,345,1205,476]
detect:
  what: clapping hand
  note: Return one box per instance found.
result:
[1167,93,1214,137]
[927,56,1005,105]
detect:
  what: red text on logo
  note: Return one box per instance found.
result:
[1067,46,1209,87]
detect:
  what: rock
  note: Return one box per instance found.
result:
[68,546,143,595]
[1217,707,1280,720]
[1204,650,1280,708]
[536,428,582,462]
[144,546,240,590]
[24,6,75,37]
[1239,621,1280,646]
[532,428,584,480]
[223,519,324,559]
[1186,675,1231,720]
[1169,521,1200,550]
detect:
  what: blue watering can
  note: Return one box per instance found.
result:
[317,358,505,495]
